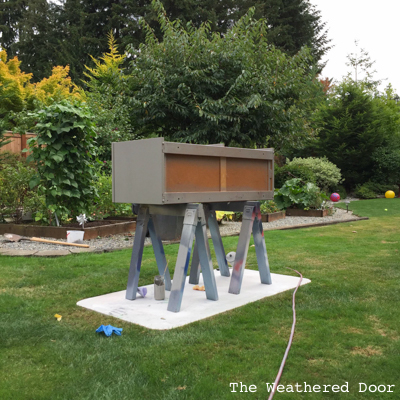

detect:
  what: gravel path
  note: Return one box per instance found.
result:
[0,205,361,254]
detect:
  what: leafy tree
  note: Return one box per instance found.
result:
[346,41,381,91]
[144,0,331,68]
[126,1,323,151]
[319,77,332,94]
[58,0,330,81]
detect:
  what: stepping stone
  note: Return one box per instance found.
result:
[0,249,38,256]
[69,248,95,254]
[0,248,13,255]
[34,250,71,257]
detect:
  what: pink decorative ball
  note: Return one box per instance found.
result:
[330,193,340,202]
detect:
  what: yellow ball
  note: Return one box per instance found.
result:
[385,190,395,199]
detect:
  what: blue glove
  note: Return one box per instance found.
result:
[96,324,123,337]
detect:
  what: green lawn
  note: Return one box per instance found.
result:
[1,199,399,399]
[335,197,400,218]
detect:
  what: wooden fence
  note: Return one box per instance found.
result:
[1,131,36,158]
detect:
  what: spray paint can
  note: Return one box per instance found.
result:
[154,275,165,300]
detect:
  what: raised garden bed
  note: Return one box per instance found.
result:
[0,219,136,240]
[260,211,286,222]
[285,208,328,217]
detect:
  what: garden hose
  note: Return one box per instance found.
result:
[268,268,303,400]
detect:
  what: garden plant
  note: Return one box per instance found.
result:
[285,157,343,193]
[260,200,282,214]
[274,178,328,210]
[0,152,42,222]
[25,101,99,225]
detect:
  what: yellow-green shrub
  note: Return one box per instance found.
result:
[0,49,83,117]
[34,65,83,105]
[0,49,34,113]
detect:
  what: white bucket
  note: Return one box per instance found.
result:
[67,230,85,244]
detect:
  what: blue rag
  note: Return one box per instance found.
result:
[96,325,123,337]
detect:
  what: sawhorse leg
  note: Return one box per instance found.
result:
[189,242,200,284]
[168,204,218,312]
[195,207,218,302]
[126,206,150,300]
[189,206,230,284]
[126,206,173,299]
[148,216,172,291]
[229,202,272,294]
[252,202,272,285]
[207,208,230,277]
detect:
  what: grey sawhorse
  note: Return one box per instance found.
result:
[189,201,272,294]
[125,203,218,312]
[125,201,271,313]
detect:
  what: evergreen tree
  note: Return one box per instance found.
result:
[56,0,144,82]
[83,33,137,162]
[143,0,330,67]
[1,0,330,83]
[310,47,400,189]
[55,0,87,82]
[0,0,26,55]
[311,82,400,190]
[14,0,62,81]
[258,0,330,66]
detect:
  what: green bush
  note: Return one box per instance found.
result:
[88,174,133,220]
[274,178,328,210]
[354,183,377,199]
[0,126,11,157]
[286,157,343,192]
[274,163,316,189]
[354,181,398,199]
[0,150,23,167]
[26,100,99,225]
[385,185,399,196]
[369,181,399,196]
[372,147,400,191]
[0,153,43,222]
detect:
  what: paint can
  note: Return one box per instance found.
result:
[67,230,84,244]
[154,275,165,300]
